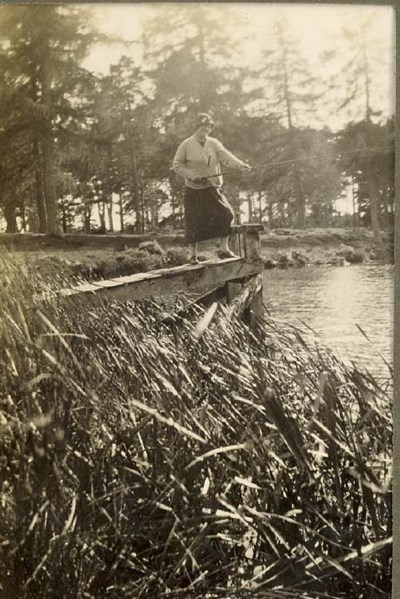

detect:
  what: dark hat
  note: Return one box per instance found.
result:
[194,113,214,130]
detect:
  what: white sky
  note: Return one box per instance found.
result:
[87,3,393,49]
[84,3,395,131]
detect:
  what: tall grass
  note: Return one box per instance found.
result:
[0,252,392,598]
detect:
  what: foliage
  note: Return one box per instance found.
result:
[320,13,390,124]
[0,253,392,598]
[0,5,98,233]
[31,246,188,283]
[320,14,394,242]
[0,5,394,234]
[335,119,394,228]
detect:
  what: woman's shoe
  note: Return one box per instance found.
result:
[189,256,199,264]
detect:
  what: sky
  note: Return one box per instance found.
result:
[85,2,395,131]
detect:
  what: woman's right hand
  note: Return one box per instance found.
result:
[191,176,209,184]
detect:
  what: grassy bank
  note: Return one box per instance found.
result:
[0,253,392,598]
[1,227,393,253]
[3,226,393,284]
[259,227,393,267]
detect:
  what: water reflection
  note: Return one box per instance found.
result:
[263,264,394,380]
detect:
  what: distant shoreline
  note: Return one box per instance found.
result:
[1,227,393,281]
[258,227,393,266]
[0,226,392,251]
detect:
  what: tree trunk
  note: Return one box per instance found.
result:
[279,203,285,227]
[277,22,306,230]
[118,193,124,232]
[313,204,321,227]
[361,29,382,244]
[107,194,114,232]
[293,163,305,228]
[365,121,382,243]
[268,196,274,228]
[33,141,47,233]
[179,203,184,228]
[131,154,143,233]
[98,201,106,233]
[4,202,18,233]
[60,197,67,233]
[381,187,392,230]
[83,206,91,233]
[151,200,158,228]
[107,146,114,232]
[40,58,60,234]
[258,191,263,222]
[126,99,143,234]
[368,177,383,244]
[351,178,357,227]
[248,194,253,222]
[171,192,176,222]
[31,79,47,233]
[140,185,145,233]
[20,202,27,232]
[42,131,59,234]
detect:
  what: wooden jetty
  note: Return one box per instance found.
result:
[53,224,265,325]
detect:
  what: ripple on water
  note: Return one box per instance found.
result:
[263,264,394,381]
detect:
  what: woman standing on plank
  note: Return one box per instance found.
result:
[172,113,252,264]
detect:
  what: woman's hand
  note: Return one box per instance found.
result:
[191,176,209,184]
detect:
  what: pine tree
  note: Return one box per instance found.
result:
[0,5,97,233]
[321,12,394,242]
[94,57,153,232]
[336,118,394,231]
[255,17,327,228]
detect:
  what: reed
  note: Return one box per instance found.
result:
[0,252,392,598]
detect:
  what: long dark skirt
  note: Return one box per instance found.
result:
[184,186,235,243]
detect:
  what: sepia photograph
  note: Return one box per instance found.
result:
[0,2,395,597]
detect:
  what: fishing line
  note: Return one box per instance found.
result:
[203,145,391,180]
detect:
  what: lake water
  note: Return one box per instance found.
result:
[263,264,394,381]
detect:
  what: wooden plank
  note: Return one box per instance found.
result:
[57,257,262,303]
[226,273,264,321]
[226,281,243,303]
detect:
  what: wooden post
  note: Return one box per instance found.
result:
[243,230,261,262]
[224,273,264,330]
[229,224,264,328]
[242,224,263,328]
[226,281,242,303]
[230,232,240,256]
[231,224,263,263]
[248,274,264,328]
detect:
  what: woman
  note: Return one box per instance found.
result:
[172,113,252,264]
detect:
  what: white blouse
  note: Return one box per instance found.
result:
[172,135,248,189]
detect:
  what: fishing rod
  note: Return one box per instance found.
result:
[202,145,391,180]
